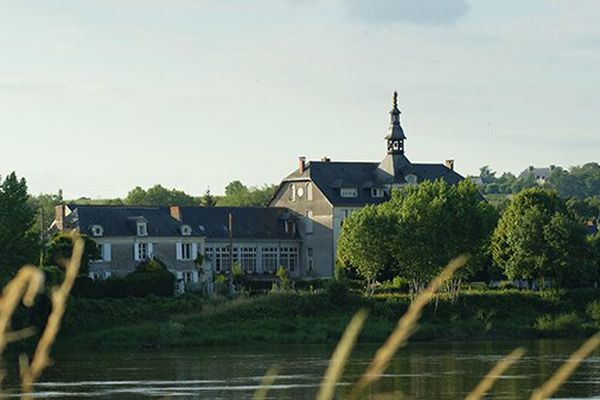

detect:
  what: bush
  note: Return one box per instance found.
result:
[535,312,583,336]
[586,300,600,324]
[323,279,354,306]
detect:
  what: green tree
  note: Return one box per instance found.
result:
[479,165,497,184]
[492,188,593,288]
[383,179,496,292]
[0,172,40,285]
[124,184,197,206]
[218,181,277,207]
[44,232,100,275]
[337,205,395,292]
[202,187,217,207]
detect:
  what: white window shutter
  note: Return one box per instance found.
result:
[134,243,140,261]
[191,243,198,260]
[307,183,313,201]
[148,243,154,259]
[103,243,112,262]
[192,270,199,283]
[176,271,183,280]
[176,242,183,260]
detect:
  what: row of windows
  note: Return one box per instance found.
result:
[205,246,299,273]
[93,242,199,262]
[289,183,313,202]
[91,222,193,238]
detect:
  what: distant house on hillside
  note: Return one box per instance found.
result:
[268,92,464,278]
[518,165,558,185]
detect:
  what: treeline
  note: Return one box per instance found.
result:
[338,179,600,292]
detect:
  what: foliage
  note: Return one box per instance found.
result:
[492,188,594,287]
[217,181,277,207]
[201,187,217,207]
[534,313,583,336]
[337,205,395,289]
[586,300,600,325]
[124,184,198,206]
[28,189,64,232]
[386,179,497,289]
[0,172,40,285]
[276,266,292,291]
[43,232,100,274]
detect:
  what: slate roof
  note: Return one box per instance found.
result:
[277,159,464,207]
[177,207,299,240]
[64,205,197,237]
[518,166,557,180]
[63,205,300,240]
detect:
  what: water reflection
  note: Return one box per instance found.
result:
[3,339,600,399]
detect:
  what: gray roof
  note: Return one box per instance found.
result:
[64,205,299,240]
[177,207,299,240]
[65,205,197,237]
[277,159,464,206]
[518,165,558,180]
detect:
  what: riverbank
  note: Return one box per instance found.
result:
[55,288,600,349]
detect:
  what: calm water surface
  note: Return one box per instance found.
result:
[5,340,600,399]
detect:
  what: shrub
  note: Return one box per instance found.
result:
[535,312,582,336]
[586,300,600,324]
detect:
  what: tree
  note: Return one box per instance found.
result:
[0,172,40,285]
[492,188,593,288]
[218,181,277,207]
[337,205,395,292]
[124,184,198,206]
[479,165,497,184]
[44,232,100,275]
[202,187,217,207]
[384,179,497,293]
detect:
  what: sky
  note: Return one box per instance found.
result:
[1,0,599,198]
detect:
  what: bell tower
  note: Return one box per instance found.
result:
[386,91,406,154]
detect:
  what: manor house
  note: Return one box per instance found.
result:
[53,93,463,282]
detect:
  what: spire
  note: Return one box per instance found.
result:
[385,91,406,154]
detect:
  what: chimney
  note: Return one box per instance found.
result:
[528,166,534,171]
[298,156,306,173]
[445,159,455,171]
[170,206,182,221]
[54,204,65,230]
[321,156,331,162]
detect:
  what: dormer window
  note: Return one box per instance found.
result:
[91,225,104,237]
[180,225,192,236]
[137,222,147,236]
[405,174,418,184]
[340,187,358,198]
[371,188,384,198]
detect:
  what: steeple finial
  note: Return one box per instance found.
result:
[393,91,398,108]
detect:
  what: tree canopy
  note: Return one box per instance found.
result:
[124,185,198,206]
[492,188,594,287]
[0,172,40,285]
[217,181,277,207]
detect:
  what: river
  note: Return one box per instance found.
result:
[3,339,600,399]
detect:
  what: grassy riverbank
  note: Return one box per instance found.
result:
[55,288,600,349]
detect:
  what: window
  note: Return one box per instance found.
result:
[340,187,357,198]
[183,271,194,283]
[137,222,147,236]
[91,225,103,237]
[307,248,314,271]
[135,242,150,261]
[261,247,278,273]
[182,243,193,260]
[280,247,298,272]
[290,183,296,202]
[95,243,111,262]
[305,210,314,234]
[181,225,192,236]
[212,246,230,273]
[371,188,384,198]
[307,183,313,201]
[405,174,417,184]
[240,247,257,273]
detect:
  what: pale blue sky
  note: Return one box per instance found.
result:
[1,0,599,198]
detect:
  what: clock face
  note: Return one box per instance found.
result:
[297,187,304,197]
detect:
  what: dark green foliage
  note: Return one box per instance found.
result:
[72,260,175,298]
[492,188,594,287]
[124,184,198,206]
[0,172,40,285]
[217,181,277,207]
[201,187,217,207]
[43,232,100,274]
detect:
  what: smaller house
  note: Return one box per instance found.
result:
[53,204,211,294]
[519,165,558,185]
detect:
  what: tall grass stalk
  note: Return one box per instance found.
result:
[530,332,600,400]
[465,347,526,400]
[19,236,84,399]
[349,255,469,400]
[316,309,368,400]
[252,367,279,400]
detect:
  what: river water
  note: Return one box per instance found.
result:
[4,340,600,399]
